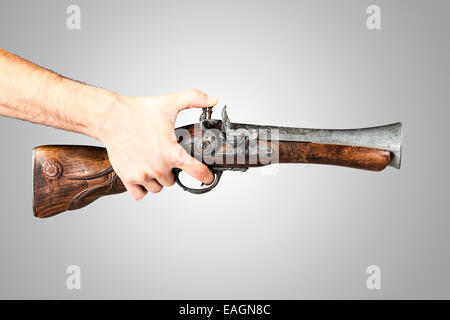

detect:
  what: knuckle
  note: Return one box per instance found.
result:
[123,176,132,184]
[124,176,137,185]
[186,88,203,100]
[172,155,185,167]
[189,88,201,95]
[137,172,149,182]
[167,147,178,165]
[150,184,163,194]
[161,178,175,187]
[171,147,187,166]
[127,171,145,183]
[151,168,163,179]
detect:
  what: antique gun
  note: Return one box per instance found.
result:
[33,106,402,218]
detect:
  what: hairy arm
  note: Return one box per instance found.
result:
[0,48,111,136]
[0,48,216,200]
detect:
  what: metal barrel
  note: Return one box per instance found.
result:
[255,122,403,169]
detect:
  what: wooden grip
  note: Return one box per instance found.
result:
[33,145,126,218]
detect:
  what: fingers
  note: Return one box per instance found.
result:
[174,145,214,185]
[123,181,147,201]
[123,177,163,201]
[113,88,220,201]
[143,179,163,194]
[155,170,175,187]
[174,89,218,112]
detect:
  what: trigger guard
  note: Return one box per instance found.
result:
[173,168,222,194]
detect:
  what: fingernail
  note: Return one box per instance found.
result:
[208,96,218,106]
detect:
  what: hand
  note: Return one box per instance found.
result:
[95,89,218,200]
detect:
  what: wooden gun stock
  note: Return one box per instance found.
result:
[33,145,126,218]
[32,143,390,218]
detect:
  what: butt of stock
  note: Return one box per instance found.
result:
[33,145,126,218]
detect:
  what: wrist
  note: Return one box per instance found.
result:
[81,86,127,142]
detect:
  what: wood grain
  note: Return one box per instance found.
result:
[277,141,390,171]
[33,145,126,218]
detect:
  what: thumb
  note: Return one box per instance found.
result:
[175,89,218,111]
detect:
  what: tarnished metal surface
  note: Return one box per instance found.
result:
[236,122,402,169]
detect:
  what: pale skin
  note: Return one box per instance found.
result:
[0,48,216,200]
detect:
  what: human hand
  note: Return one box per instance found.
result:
[94,89,218,200]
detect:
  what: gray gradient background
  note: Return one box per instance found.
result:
[0,0,448,299]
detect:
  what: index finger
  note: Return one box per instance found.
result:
[177,147,214,185]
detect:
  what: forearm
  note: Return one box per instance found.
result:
[0,48,117,139]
